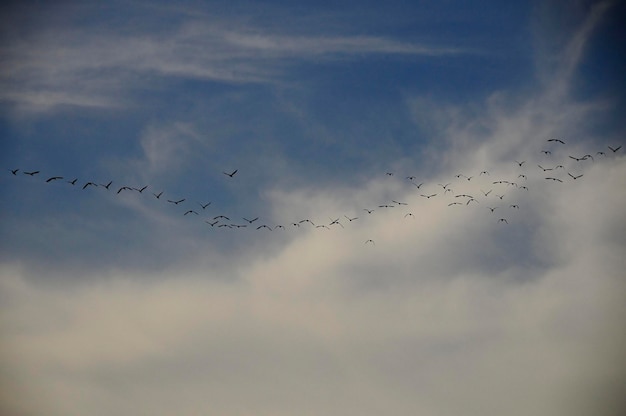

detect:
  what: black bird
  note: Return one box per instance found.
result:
[548,138,565,144]
[541,150,551,155]
[329,218,344,228]
[223,169,238,177]
[438,183,451,189]
[67,178,78,185]
[421,193,437,199]
[385,172,394,176]
[555,165,564,169]
[448,202,463,206]
[538,165,552,171]
[487,207,498,212]
[518,174,527,179]
[480,171,490,176]
[213,215,230,220]
[515,160,526,166]
[568,173,583,180]
[24,170,40,176]
[167,198,186,204]
[199,202,211,209]
[510,204,519,209]
[519,186,529,190]
[153,191,164,199]
[406,176,417,181]
[9,169,19,175]
[184,210,199,216]
[205,220,219,226]
[498,218,509,224]
[46,176,63,182]
[315,225,330,230]
[345,215,358,222]
[299,219,315,226]
[481,189,492,196]
[274,225,285,230]
[546,177,563,182]
[363,208,375,214]
[597,151,605,156]
[392,200,408,206]
[569,156,585,162]
[101,181,113,189]
[83,182,97,189]
[118,186,133,193]
[496,194,505,200]
[243,217,259,223]
[257,224,272,230]
[608,145,622,152]
[364,239,375,245]
[466,198,478,205]
[404,213,415,218]
[134,185,148,193]
[411,182,424,189]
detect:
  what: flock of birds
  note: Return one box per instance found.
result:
[7,140,622,245]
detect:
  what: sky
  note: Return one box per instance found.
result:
[1,0,625,415]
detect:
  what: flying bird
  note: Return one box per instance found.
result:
[46,176,63,182]
[548,138,565,144]
[608,145,622,152]
[538,165,553,171]
[345,215,358,222]
[82,182,97,189]
[363,208,375,214]
[438,183,451,189]
[167,198,186,204]
[568,173,583,180]
[213,215,230,220]
[24,170,40,176]
[199,202,211,209]
[257,225,272,230]
[411,182,424,189]
[392,200,408,206]
[498,218,509,224]
[481,189,492,196]
[480,171,490,176]
[364,239,375,245]
[243,217,259,223]
[487,207,498,212]
[448,202,463,206]
[184,210,199,216]
[205,220,219,226]
[510,204,519,209]
[223,169,238,177]
[421,193,437,199]
[541,150,551,155]
[545,177,563,182]
[118,186,133,193]
[515,160,526,166]
[404,213,415,218]
[100,181,113,189]
[67,178,78,185]
[9,169,19,175]
[153,191,164,199]
[134,185,148,193]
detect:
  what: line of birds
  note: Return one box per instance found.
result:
[7,141,621,245]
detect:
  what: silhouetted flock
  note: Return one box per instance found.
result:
[8,141,622,244]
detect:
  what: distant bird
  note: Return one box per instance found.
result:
[218,224,232,229]
[548,138,565,144]
[481,189,492,196]
[385,172,394,176]
[608,145,622,152]
[465,176,473,181]
[46,176,63,182]
[466,198,478,205]
[411,182,424,189]
[243,217,259,223]
[545,177,563,182]
[480,171,490,176]
[555,165,564,169]
[448,202,463,206]
[498,218,509,224]
[117,186,133,193]
[315,225,330,230]
[438,183,451,189]
[184,210,198,216]
[24,170,40,176]
[538,165,552,171]
[67,178,78,185]
[198,202,211,209]
[568,173,583,180]
[392,200,408,206]
[364,239,375,245]
[519,186,529,191]
[597,151,605,156]
[496,194,505,200]
[299,219,315,226]
[345,215,358,222]
[274,225,285,230]
[134,185,148,193]
[404,213,415,218]
[82,182,97,189]
[444,188,454,194]
[257,225,272,230]
[510,204,519,209]
[518,174,527,179]
[100,181,113,189]
[406,176,417,181]
[455,174,467,179]
[223,169,238,177]
[205,220,219,226]
[213,215,230,220]
[487,207,498,212]
[515,160,526,166]
[569,156,585,162]
[421,193,437,199]
[9,169,19,175]
[379,204,394,208]
[541,150,551,155]
[455,194,473,199]
[363,208,375,214]
[167,198,186,204]
[329,218,344,228]
[153,191,163,199]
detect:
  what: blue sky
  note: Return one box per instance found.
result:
[1,1,625,415]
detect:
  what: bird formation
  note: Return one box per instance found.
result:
[7,141,621,245]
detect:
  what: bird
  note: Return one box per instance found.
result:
[480,171,490,176]
[569,156,585,162]
[329,218,344,228]
[299,219,315,226]
[392,200,408,206]
[385,172,394,176]
[518,174,527,179]
[510,204,519,209]
[421,193,437,199]
[315,225,330,230]
[448,202,463,206]
[404,213,415,218]
[199,202,211,209]
[538,165,552,171]
[117,186,133,194]
[243,217,259,223]
[438,183,451,189]
[546,177,563,182]
[568,173,583,180]
[67,178,78,185]
[46,176,63,182]
[213,215,230,220]
[153,191,164,199]
[455,174,467,179]
[274,225,285,230]
[515,160,526,166]
[487,207,498,212]
[608,145,622,152]
[455,194,473,199]
[411,182,424,189]
[466,198,478,205]
[364,239,375,245]
[223,169,238,177]
[205,220,219,226]
[24,170,40,176]
[363,208,375,214]
[466,176,473,181]
[184,210,199,216]
[256,225,272,230]
[541,150,551,155]
[406,176,417,181]
[9,168,19,175]
[167,198,186,204]
[481,189,492,196]
[597,151,605,156]
[555,165,564,169]
[345,215,358,222]
[100,181,113,189]
[519,186,529,191]
[134,185,148,193]
[82,182,97,189]
[548,138,565,144]
[498,218,509,224]
[496,194,505,199]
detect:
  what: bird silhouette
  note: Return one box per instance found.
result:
[541,150,551,155]
[223,169,238,177]
[487,207,498,212]
[538,165,553,171]
[548,138,565,144]
[421,194,437,199]
[568,173,583,180]
[167,198,186,204]
[498,218,509,224]
[448,202,463,206]
[24,171,40,176]
[608,145,622,152]
[100,181,113,189]
[199,202,211,209]
[205,220,219,226]
[9,169,19,175]
[364,239,375,245]
[481,189,492,196]
[82,182,97,189]
[213,215,230,220]
[243,217,259,223]
[363,208,375,214]
[46,176,63,182]
[510,204,519,209]
[134,185,148,193]
[256,225,272,230]
[480,171,490,176]
[153,191,164,199]
[345,215,358,221]
[118,186,133,193]
[545,177,563,182]
[515,160,526,166]
[67,178,78,185]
